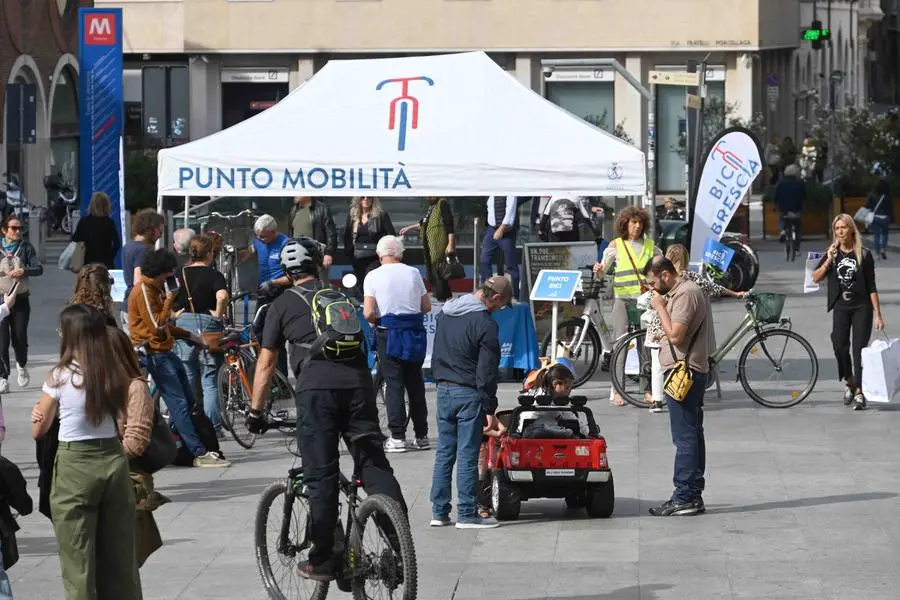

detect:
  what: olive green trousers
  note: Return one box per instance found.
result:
[51,438,143,600]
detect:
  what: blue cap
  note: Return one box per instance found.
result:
[552,357,577,380]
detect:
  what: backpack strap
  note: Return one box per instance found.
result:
[285,286,327,364]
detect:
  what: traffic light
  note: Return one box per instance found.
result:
[802,20,830,50]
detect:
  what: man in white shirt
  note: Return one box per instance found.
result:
[363,236,432,453]
[480,196,520,300]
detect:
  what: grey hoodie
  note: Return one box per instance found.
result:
[431,293,501,412]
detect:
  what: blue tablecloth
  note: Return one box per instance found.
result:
[359,302,539,374]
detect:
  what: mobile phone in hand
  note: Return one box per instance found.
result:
[164,275,180,294]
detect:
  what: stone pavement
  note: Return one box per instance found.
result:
[6,242,900,600]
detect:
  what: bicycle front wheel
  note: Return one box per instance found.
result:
[255,480,328,600]
[540,318,601,388]
[349,494,417,600]
[738,329,818,408]
[609,329,651,409]
[217,364,257,449]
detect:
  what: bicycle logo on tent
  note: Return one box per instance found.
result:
[376,76,435,151]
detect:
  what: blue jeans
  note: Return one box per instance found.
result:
[430,384,484,519]
[146,351,207,457]
[870,217,889,253]
[173,313,225,430]
[0,541,12,600]
[665,370,707,503]
[480,226,520,299]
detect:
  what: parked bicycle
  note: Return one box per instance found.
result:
[609,291,819,409]
[539,269,615,388]
[217,293,295,448]
[255,437,417,600]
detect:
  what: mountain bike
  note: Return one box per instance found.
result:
[255,437,417,600]
[609,291,819,409]
[539,269,615,388]
[217,299,295,448]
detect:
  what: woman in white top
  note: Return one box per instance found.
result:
[31,304,142,600]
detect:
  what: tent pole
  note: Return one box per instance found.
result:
[472,217,480,292]
[184,196,191,229]
[155,194,163,249]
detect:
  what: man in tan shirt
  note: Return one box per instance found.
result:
[643,256,709,517]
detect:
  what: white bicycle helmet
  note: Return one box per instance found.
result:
[279,236,323,277]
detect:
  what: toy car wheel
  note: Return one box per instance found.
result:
[585,474,615,519]
[565,493,586,509]
[491,472,521,521]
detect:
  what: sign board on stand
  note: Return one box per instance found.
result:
[530,269,582,360]
[649,71,700,86]
[524,241,598,340]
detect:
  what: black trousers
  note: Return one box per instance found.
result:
[831,304,874,388]
[297,386,407,566]
[352,256,379,291]
[376,330,428,440]
[0,293,30,378]
[548,230,580,243]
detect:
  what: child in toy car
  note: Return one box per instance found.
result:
[481,357,615,520]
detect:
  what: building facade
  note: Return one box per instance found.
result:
[790,0,887,141]
[107,0,808,196]
[0,0,88,210]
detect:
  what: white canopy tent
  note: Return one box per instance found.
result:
[156,51,645,211]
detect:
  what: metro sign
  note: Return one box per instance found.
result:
[85,13,116,46]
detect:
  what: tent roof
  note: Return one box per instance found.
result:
[157,51,646,198]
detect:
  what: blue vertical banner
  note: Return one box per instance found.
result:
[78,8,124,263]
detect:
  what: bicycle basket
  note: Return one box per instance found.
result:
[579,277,603,299]
[626,302,645,327]
[753,293,786,324]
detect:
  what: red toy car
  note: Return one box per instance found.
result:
[486,394,614,520]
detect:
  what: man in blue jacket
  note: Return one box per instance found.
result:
[429,275,510,529]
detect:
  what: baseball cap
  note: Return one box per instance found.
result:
[485,275,513,306]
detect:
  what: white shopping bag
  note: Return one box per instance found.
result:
[861,336,900,403]
[804,252,824,294]
[625,340,640,375]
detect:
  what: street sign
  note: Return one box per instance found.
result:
[686,94,702,110]
[530,269,582,302]
[766,73,779,87]
[649,71,700,87]
[767,85,779,110]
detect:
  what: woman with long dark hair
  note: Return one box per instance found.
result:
[812,214,885,410]
[0,215,42,392]
[31,305,142,599]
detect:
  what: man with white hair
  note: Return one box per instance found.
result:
[363,235,431,452]
[241,214,292,374]
[173,228,195,267]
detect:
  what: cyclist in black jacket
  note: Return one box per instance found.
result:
[246,236,407,582]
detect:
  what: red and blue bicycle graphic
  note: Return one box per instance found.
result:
[376,76,435,151]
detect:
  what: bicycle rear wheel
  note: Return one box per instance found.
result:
[738,328,818,408]
[349,494,417,600]
[255,480,328,600]
[609,329,652,409]
[540,318,601,388]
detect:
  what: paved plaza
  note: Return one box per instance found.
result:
[6,240,900,600]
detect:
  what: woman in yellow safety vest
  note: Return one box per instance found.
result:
[593,205,660,406]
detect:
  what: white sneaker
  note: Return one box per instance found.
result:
[193,451,231,468]
[0,378,8,394]
[384,438,407,453]
[429,516,452,527]
[16,364,29,388]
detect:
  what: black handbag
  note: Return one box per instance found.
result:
[438,254,465,280]
[132,409,177,474]
[353,242,378,260]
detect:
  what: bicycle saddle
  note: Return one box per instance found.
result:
[222,329,244,344]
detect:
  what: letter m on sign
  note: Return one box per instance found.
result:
[85,13,116,46]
